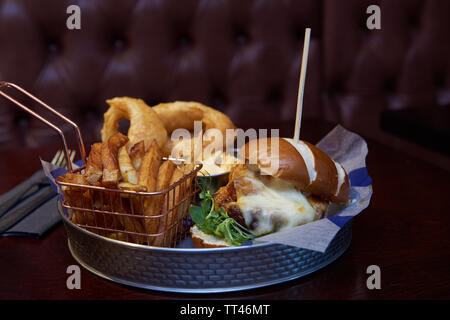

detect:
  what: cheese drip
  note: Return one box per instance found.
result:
[283,138,317,184]
[333,161,345,196]
[236,172,317,237]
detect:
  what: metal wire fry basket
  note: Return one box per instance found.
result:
[57,164,201,247]
[0,81,202,248]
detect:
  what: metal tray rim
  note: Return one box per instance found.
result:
[58,201,353,293]
[67,234,351,294]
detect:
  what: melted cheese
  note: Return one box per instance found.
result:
[284,138,346,197]
[236,174,317,237]
[199,150,239,175]
[333,161,345,196]
[283,138,317,183]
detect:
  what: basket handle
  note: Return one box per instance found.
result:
[0,81,86,171]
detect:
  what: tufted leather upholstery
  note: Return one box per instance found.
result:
[0,0,448,150]
[323,0,450,139]
[0,0,322,147]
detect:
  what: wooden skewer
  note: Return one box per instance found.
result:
[294,28,311,143]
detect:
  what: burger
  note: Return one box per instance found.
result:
[189,137,350,248]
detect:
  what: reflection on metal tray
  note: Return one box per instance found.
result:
[59,202,352,293]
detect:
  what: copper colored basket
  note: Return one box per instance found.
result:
[0,81,202,248]
[57,164,201,247]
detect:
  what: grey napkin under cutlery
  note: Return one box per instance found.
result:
[0,170,58,238]
[0,170,49,216]
[1,194,60,238]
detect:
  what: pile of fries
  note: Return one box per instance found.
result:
[58,132,198,247]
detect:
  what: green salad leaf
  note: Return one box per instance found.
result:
[189,178,254,246]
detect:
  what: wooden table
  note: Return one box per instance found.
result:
[1,119,449,300]
[381,105,450,156]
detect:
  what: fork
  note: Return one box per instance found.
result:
[51,149,76,169]
[0,149,76,218]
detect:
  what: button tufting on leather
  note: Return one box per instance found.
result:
[83,108,97,120]
[211,89,227,110]
[7,0,447,148]
[329,81,344,95]
[113,38,126,50]
[408,13,420,28]
[294,27,306,43]
[359,18,368,31]
[14,113,29,126]
[47,40,60,54]
[383,78,396,93]
[266,87,283,104]
[234,28,249,46]
[434,74,445,88]
[176,33,192,51]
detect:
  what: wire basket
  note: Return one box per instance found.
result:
[57,163,201,247]
[0,81,202,248]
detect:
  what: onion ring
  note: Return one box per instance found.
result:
[101,97,168,152]
[152,101,236,157]
[152,101,235,135]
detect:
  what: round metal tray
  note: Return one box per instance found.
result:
[59,203,352,293]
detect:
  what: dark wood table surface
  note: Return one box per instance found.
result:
[381,105,450,156]
[1,119,449,300]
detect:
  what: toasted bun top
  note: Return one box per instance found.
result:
[239,137,350,203]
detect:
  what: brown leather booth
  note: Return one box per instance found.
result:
[323,0,450,147]
[0,0,448,167]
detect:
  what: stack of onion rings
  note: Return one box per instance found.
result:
[101,98,236,157]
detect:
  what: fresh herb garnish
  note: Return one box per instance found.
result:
[189,178,254,246]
